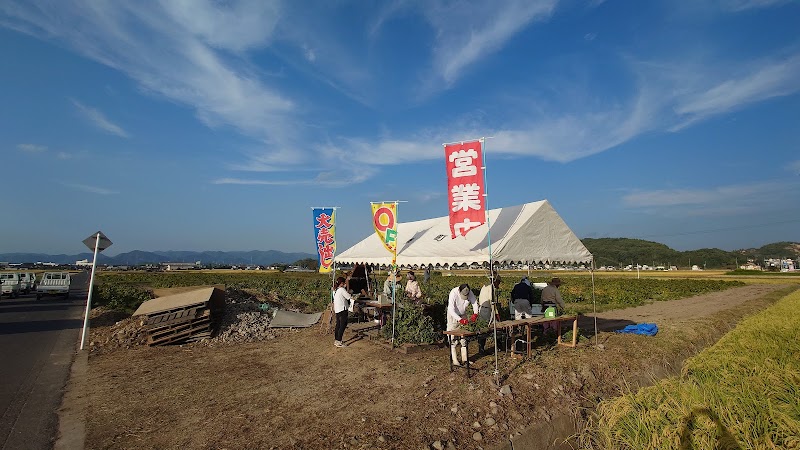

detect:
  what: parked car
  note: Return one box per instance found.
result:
[18,272,36,294]
[36,272,71,300]
[0,272,21,298]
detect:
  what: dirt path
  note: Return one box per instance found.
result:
[81,283,790,450]
[581,284,783,332]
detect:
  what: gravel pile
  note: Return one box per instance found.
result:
[208,295,277,344]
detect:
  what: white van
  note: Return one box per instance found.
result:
[19,272,36,294]
[0,272,21,298]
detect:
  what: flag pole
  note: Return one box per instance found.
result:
[479,137,501,384]
[312,206,339,333]
[390,201,399,348]
[370,201,405,348]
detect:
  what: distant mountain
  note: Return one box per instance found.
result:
[2,241,797,269]
[582,238,800,269]
[0,250,315,266]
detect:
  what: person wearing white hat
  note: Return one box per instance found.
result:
[510,276,534,320]
[446,283,477,366]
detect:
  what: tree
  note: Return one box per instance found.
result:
[294,258,319,271]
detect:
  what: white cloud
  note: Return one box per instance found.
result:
[621,180,799,216]
[18,143,47,153]
[158,0,280,52]
[719,0,791,12]
[672,54,800,130]
[1,1,294,145]
[71,99,129,137]
[422,0,559,86]
[789,160,800,175]
[62,182,119,195]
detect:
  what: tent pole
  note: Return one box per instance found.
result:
[591,258,598,347]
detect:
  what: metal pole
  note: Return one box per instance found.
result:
[80,232,101,350]
[390,201,399,348]
[591,258,598,347]
[479,137,501,384]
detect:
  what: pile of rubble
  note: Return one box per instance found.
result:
[88,308,149,355]
[206,291,277,344]
[89,288,290,353]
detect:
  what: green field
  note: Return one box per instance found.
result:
[94,270,747,315]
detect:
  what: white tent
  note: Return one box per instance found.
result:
[337,200,592,267]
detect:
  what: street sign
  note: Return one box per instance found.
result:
[80,230,112,350]
[82,231,112,252]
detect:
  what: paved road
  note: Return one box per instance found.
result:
[0,272,87,450]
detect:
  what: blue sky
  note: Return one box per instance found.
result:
[1,0,799,256]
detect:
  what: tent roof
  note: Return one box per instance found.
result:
[336,200,592,267]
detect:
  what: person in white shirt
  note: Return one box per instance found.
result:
[332,276,353,348]
[404,271,423,302]
[447,283,477,366]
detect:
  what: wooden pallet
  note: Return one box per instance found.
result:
[147,317,212,346]
[144,307,210,329]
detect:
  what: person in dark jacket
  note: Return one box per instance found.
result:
[510,277,534,319]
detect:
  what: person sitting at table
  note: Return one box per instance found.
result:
[541,277,566,333]
[477,274,501,354]
[541,277,565,314]
[332,276,353,348]
[510,276,534,319]
[447,283,477,366]
[404,271,423,302]
[383,267,402,300]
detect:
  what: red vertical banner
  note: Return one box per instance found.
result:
[444,140,485,238]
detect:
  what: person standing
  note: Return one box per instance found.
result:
[447,283,477,366]
[333,276,353,348]
[510,277,534,319]
[477,274,501,354]
[423,266,431,284]
[404,271,423,302]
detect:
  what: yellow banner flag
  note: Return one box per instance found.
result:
[371,202,398,265]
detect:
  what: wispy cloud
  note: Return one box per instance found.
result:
[62,182,119,195]
[621,180,800,216]
[70,99,129,137]
[789,160,800,175]
[719,0,791,12]
[2,1,294,144]
[214,166,377,187]
[421,0,558,87]
[672,54,800,130]
[17,143,47,153]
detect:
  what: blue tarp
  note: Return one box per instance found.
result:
[616,323,658,336]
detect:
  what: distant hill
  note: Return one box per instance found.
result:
[2,241,797,269]
[582,238,800,269]
[0,250,315,266]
